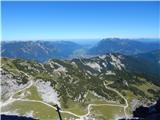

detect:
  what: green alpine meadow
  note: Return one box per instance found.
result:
[1,1,159,120]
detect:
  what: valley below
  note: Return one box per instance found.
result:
[1,0,160,119]
[1,50,160,120]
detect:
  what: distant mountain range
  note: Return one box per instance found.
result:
[88,38,159,55]
[1,38,159,62]
[1,41,81,62]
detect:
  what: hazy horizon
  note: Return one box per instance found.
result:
[2,38,160,44]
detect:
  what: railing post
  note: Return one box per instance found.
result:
[54,104,62,120]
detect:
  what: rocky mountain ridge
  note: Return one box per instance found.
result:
[2,38,159,62]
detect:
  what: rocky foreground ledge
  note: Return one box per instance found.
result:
[119,98,160,120]
[1,114,37,120]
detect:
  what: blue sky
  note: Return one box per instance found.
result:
[2,1,159,41]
